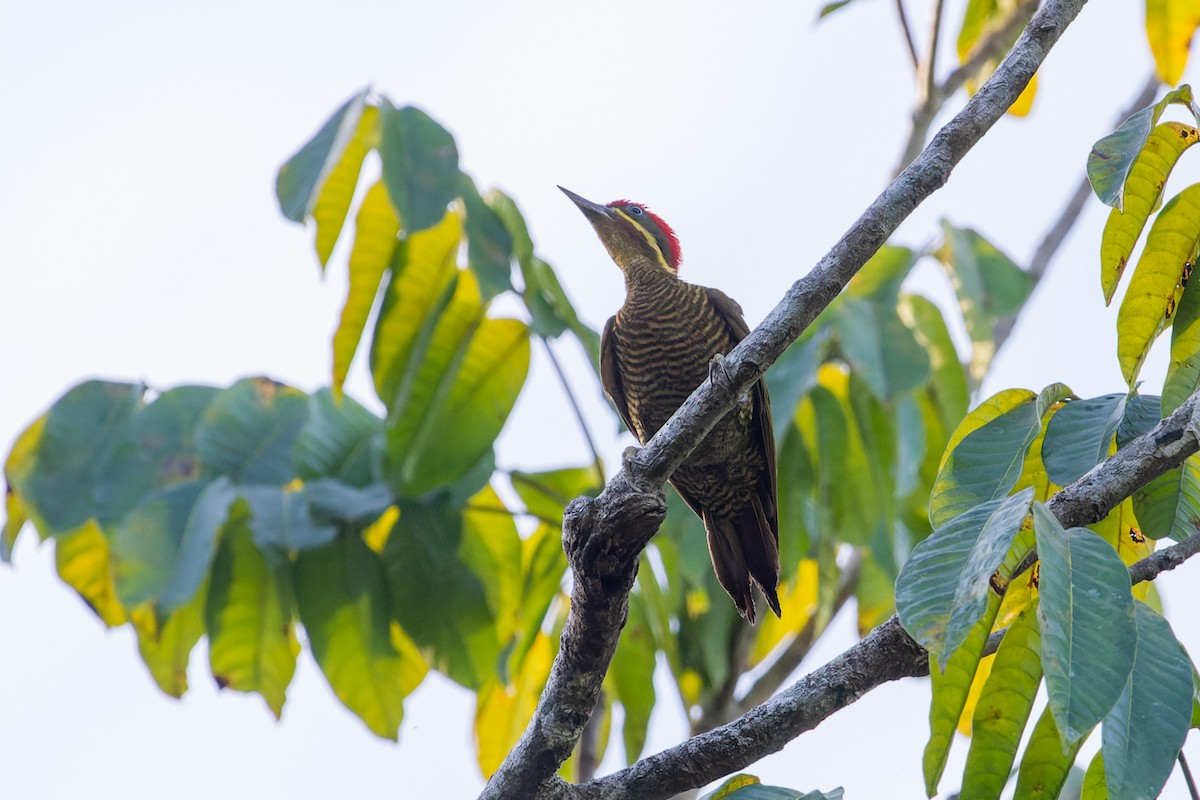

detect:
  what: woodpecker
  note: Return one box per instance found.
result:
[560,186,781,622]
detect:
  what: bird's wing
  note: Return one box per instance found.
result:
[705,287,779,533]
[600,316,638,437]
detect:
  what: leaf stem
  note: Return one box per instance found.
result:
[894,0,920,70]
[1180,750,1199,800]
[542,336,606,481]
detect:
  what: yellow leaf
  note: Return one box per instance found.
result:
[1102,123,1200,304]
[363,505,399,553]
[750,559,818,666]
[474,632,554,778]
[1117,183,1200,386]
[1008,72,1037,117]
[313,105,381,268]
[1146,0,1200,85]
[332,179,401,398]
[370,211,462,405]
[131,591,206,698]
[55,520,127,627]
[957,652,996,736]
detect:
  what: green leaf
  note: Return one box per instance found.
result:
[1013,705,1087,800]
[93,385,219,525]
[844,245,918,302]
[275,86,371,223]
[940,487,1033,667]
[1166,269,1200,412]
[700,774,840,800]
[929,387,1062,528]
[513,521,567,663]
[384,495,521,689]
[960,603,1044,800]
[110,478,235,612]
[195,378,309,485]
[1082,751,1107,800]
[1033,502,1137,746]
[1101,122,1200,304]
[235,486,337,552]
[302,479,392,526]
[382,267,530,497]
[896,489,1032,663]
[1089,85,1200,210]
[1133,451,1200,540]
[816,0,853,20]
[293,389,381,487]
[206,517,299,718]
[10,380,143,534]
[609,592,657,763]
[1041,392,1127,485]
[458,173,514,300]
[1117,393,1162,446]
[938,221,1032,381]
[1117,183,1200,387]
[485,189,533,272]
[833,298,931,400]
[294,533,424,740]
[923,592,1001,796]
[131,588,207,698]
[370,210,461,406]
[898,293,970,433]
[764,329,827,442]
[1101,602,1193,800]
[1147,4,1200,85]
[331,179,399,397]
[378,101,460,234]
[510,465,603,524]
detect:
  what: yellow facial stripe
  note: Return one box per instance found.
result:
[611,207,674,272]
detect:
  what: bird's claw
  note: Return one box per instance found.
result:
[708,353,731,387]
[621,445,649,493]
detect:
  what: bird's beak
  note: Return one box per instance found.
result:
[558,186,614,226]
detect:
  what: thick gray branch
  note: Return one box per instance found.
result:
[481,0,1090,796]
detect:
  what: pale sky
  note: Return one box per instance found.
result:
[2,1,1197,797]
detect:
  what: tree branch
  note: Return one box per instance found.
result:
[480,0,1090,796]
[894,0,920,71]
[547,388,1200,800]
[896,0,1039,173]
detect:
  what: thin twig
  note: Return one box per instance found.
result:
[543,336,606,482]
[894,0,920,70]
[991,74,1161,359]
[1181,751,1200,800]
[895,0,1038,173]
[918,0,946,105]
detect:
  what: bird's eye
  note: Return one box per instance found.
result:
[629,205,644,216]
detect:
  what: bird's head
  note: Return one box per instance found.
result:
[559,186,682,275]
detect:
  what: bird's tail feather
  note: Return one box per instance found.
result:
[703,502,781,623]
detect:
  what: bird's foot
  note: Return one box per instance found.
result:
[710,353,750,404]
[621,445,649,493]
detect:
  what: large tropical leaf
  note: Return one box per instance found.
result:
[378,101,460,234]
[1033,503,1137,746]
[1089,85,1200,210]
[294,533,425,740]
[1101,122,1200,304]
